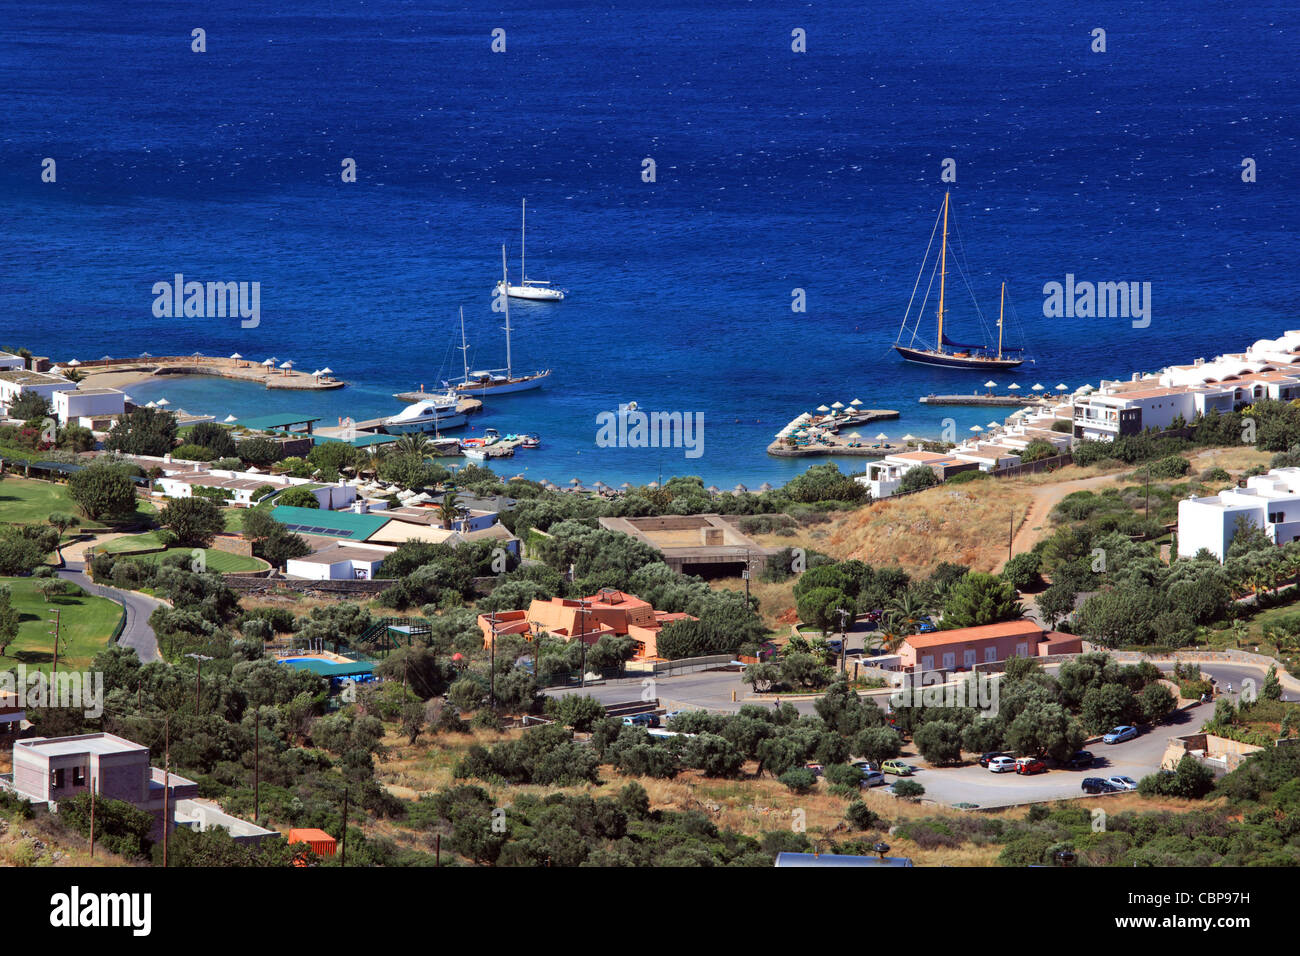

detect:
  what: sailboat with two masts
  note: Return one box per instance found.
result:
[448,248,552,396]
[893,191,1027,370]
[495,199,566,301]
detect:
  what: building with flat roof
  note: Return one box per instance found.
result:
[285,541,393,580]
[53,386,126,426]
[856,450,978,499]
[1177,466,1300,561]
[0,368,77,414]
[597,514,775,578]
[3,732,268,844]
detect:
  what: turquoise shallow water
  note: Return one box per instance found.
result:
[2,1,1297,485]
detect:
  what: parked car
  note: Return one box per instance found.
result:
[1063,750,1095,769]
[1107,775,1138,791]
[852,760,880,773]
[979,751,1010,768]
[662,710,687,723]
[805,762,825,777]
[881,759,913,776]
[825,639,843,654]
[987,756,1018,773]
[1015,757,1048,775]
[1103,725,1138,744]
[916,620,938,633]
[623,713,660,728]
[1082,777,1121,794]
[859,770,887,788]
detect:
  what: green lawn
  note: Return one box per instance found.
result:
[0,476,152,530]
[222,508,247,532]
[96,531,170,554]
[0,576,123,673]
[130,547,267,573]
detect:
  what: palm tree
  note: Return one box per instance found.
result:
[439,491,464,529]
[395,433,432,458]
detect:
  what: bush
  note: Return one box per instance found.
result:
[891,779,925,800]
[1002,552,1042,592]
[1143,455,1190,479]
[898,466,941,494]
[845,801,882,830]
[778,767,818,793]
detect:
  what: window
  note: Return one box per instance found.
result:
[1016,643,1029,658]
[1269,511,1284,524]
[984,646,998,662]
[72,766,85,787]
[942,652,956,670]
[52,767,65,790]
[964,649,977,668]
[921,655,934,671]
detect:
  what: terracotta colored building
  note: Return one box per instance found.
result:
[478,588,695,660]
[897,620,1083,673]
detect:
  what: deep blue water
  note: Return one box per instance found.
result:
[2,1,1297,485]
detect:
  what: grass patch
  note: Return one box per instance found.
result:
[0,477,153,530]
[0,576,123,673]
[130,548,267,573]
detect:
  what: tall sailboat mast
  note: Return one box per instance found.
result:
[520,199,526,283]
[937,190,950,352]
[997,281,1005,361]
[458,307,470,383]
[501,244,513,379]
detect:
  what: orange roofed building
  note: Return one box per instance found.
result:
[477,587,695,660]
[897,619,1082,674]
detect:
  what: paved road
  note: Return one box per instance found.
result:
[57,560,163,663]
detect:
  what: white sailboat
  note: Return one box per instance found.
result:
[451,255,552,396]
[494,199,566,301]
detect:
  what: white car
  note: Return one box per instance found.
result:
[988,756,1018,773]
[1108,775,1138,791]
[860,770,887,788]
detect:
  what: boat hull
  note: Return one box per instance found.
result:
[496,281,564,301]
[454,370,550,395]
[893,345,1025,370]
[382,412,468,433]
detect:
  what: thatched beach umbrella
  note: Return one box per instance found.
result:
[155,398,170,408]
[983,380,997,389]
[831,401,845,410]
[261,358,275,370]
[875,432,888,440]
[849,398,863,406]
[706,484,719,495]
[969,424,983,432]
[1055,383,1069,391]
[847,431,862,440]
[816,405,830,413]
[733,484,748,494]
[1031,383,1045,391]
[320,367,333,379]
[647,481,660,490]
[988,421,1000,429]
[279,361,294,376]
[224,414,237,423]
[1007,383,1021,391]
[901,434,917,441]
[620,482,632,492]
[759,482,773,492]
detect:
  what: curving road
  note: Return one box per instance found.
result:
[57,560,163,663]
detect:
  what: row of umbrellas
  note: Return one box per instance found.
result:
[813,398,866,414]
[983,381,1071,392]
[227,354,334,379]
[532,478,775,495]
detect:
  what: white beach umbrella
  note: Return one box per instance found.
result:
[969,425,983,432]
[849,398,863,406]
[67,358,81,367]
[1007,383,1021,391]
[733,484,748,493]
[816,405,831,413]
[983,380,997,389]
[875,432,889,440]
[1031,383,1045,391]
[831,401,845,409]
[901,433,917,441]
[846,431,862,439]
[988,421,1000,428]
[320,367,333,376]
[1055,383,1068,391]
[759,482,773,492]
[262,358,275,368]
[144,401,157,408]
[230,352,242,360]
[224,414,237,423]
[155,398,170,407]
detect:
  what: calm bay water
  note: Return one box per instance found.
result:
[1,1,1297,485]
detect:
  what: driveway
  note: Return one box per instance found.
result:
[57,560,163,663]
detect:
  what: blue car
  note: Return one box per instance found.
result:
[916,620,937,633]
[623,713,660,728]
[1102,725,1138,744]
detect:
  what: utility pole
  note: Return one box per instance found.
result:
[1008,512,1014,562]
[578,598,588,689]
[162,714,170,868]
[185,653,212,715]
[340,787,348,867]
[488,611,496,709]
[50,609,61,677]
[744,549,751,606]
[88,774,96,858]
[253,706,260,822]
[838,608,848,676]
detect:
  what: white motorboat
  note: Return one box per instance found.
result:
[382,395,466,434]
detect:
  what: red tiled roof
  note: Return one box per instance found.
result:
[902,619,1043,649]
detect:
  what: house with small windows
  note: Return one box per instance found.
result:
[1177,466,1300,561]
[897,620,1081,675]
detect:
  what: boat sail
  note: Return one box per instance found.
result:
[495,199,566,301]
[449,253,552,396]
[893,191,1026,370]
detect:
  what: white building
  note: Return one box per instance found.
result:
[855,450,976,499]
[1177,467,1300,561]
[953,443,1022,472]
[0,354,26,371]
[285,542,394,580]
[0,369,76,415]
[53,387,126,426]
[156,469,357,509]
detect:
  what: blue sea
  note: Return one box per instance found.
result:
[2,1,1297,486]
